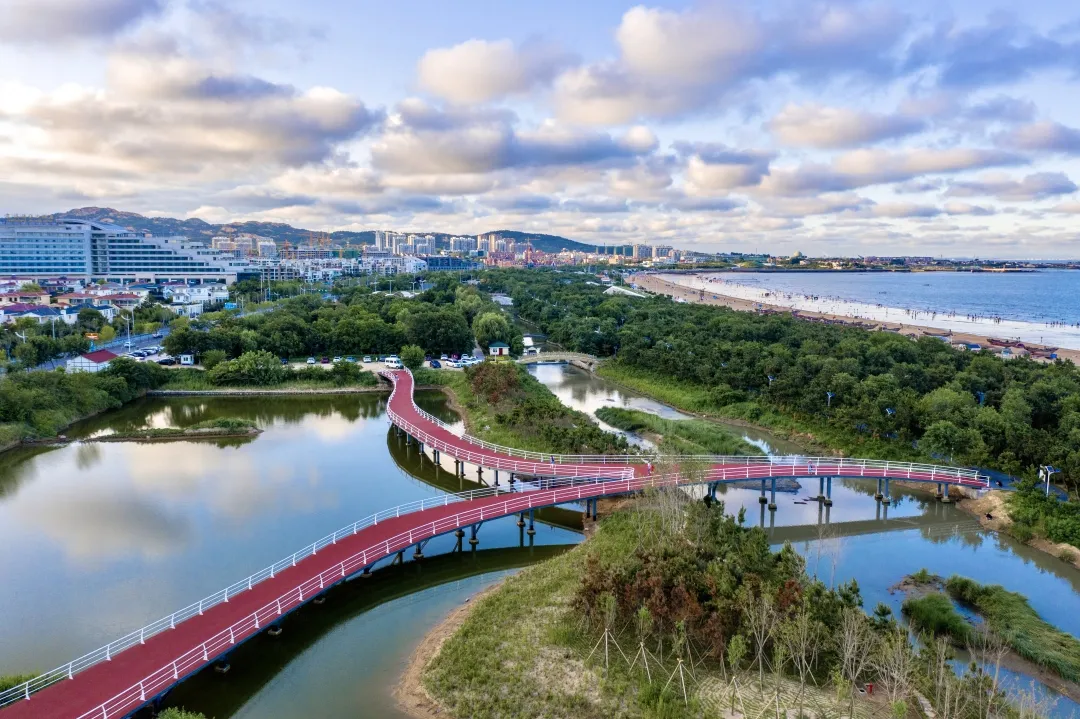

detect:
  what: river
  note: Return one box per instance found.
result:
[2,372,1078,717]
[528,363,1080,715]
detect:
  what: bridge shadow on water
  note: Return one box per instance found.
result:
[148,544,572,719]
[385,425,586,533]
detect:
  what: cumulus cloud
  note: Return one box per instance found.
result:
[769,104,925,148]
[760,148,1026,196]
[0,0,162,42]
[868,203,943,218]
[903,15,1080,89]
[945,172,1078,201]
[554,3,908,124]
[418,39,574,104]
[372,101,654,175]
[997,121,1080,153]
[676,142,773,193]
[0,45,379,175]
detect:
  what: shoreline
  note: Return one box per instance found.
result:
[394,580,507,719]
[635,273,1080,363]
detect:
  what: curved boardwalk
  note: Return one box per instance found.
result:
[1,369,987,719]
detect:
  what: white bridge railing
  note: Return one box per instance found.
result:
[1,370,989,715]
[383,369,989,486]
[54,461,990,719]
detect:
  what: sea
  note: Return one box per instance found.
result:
[657,269,1080,350]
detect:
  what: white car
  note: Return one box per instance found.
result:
[384,356,403,369]
[306,357,316,365]
[445,359,462,368]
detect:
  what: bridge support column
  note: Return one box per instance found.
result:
[882,479,892,505]
[818,476,825,501]
[477,466,484,485]
[875,478,883,501]
[453,459,460,477]
[942,483,952,504]
[413,540,428,561]
[494,470,499,486]
[759,478,768,504]
[454,529,465,552]
[709,483,718,501]
[509,474,516,490]
[823,477,833,507]
[433,449,440,464]
[935,482,944,501]
[469,523,482,546]
[527,509,536,536]
[361,567,371,579]
[517,512,526,528]
[768,477,777,511]
[393,551,404,565]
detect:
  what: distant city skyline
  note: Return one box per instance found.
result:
[3,0,1080,257]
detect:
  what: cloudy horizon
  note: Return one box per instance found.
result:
[3,0,1080,258]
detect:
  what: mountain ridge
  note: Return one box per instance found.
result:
[45,208,599,254]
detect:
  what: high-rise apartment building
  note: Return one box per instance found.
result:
[0,218,251,282]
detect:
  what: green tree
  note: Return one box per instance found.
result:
[400,344,425,370]
[201,349,228,369]
[207,350,287,386]
[473,311,511,351]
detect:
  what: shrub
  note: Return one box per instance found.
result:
[207,350,287,386]
[400,344,425,370]
[201,349,227,370]
[1009,522,1034,542]
[901,593,972,643]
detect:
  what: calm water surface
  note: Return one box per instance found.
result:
[3,372,1079,716]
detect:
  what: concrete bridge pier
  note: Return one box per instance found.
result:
[823,477,833,507]
[433,449,440,464]
[493,470,499,486]
[768,477,777,511]
[469,522,483,547]
[527,509,536,537]
[454,529,465,552]
[881,479,892,505]
[477,466,484,484]
[759,478,768,504]
[454,459,461,477]
[875,478,884,501]
[393,551,404,566]
[935,482,943,501]
[941,483,952,504]
[759,502,766,528]
[817,476,825,501]
[708,483,718,501]
[517,512,526,528]
[413,539,429,561]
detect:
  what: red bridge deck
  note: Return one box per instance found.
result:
[1,369,986,718]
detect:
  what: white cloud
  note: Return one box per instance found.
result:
[769,104,925,149]
[418,39,573,104]
[0,0,162,42]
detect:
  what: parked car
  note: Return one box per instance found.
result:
[346,356,356,363]
[157,358,176,366]
[440,354,448,360]
[428,360,441,369]
[384,356,403,369]
[332,356,343,363]
[151,332,164,339]
[445,359,462,369]
[362,355,372,363]
[306,357,316,365]
[280,357,289,365]
[320,356,330,364]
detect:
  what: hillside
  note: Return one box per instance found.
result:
[47,208,594,253]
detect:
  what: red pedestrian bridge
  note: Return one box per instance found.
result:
[0,368,988,719]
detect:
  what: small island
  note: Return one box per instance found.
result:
[90,417,262,442]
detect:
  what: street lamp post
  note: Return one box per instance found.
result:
[1040,465,1061,498]
[826,391,835,408]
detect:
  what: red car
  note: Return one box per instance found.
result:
[320,356,330,364]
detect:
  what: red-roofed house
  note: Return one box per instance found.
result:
[67,349,119,373]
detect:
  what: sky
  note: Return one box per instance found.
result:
[4,1,1080,258]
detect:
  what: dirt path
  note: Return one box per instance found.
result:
[394,580,506,719]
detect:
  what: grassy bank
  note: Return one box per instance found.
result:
[423,495,974,719]
[159,364,379,391]
[94,417,260,441]
[902,592,973,644]
[594,406,762,456]
[597,362,927,463]
[0,674,36,693]
[436,363,630,455]
[0,358,165,453]
[946,576,1080,683]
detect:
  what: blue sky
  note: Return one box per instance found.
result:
[3,0,1080,257]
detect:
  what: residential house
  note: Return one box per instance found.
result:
[66,349,119,373]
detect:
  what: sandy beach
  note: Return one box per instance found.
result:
[633,273,1080,364]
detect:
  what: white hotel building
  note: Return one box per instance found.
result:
[0,218,253,283]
